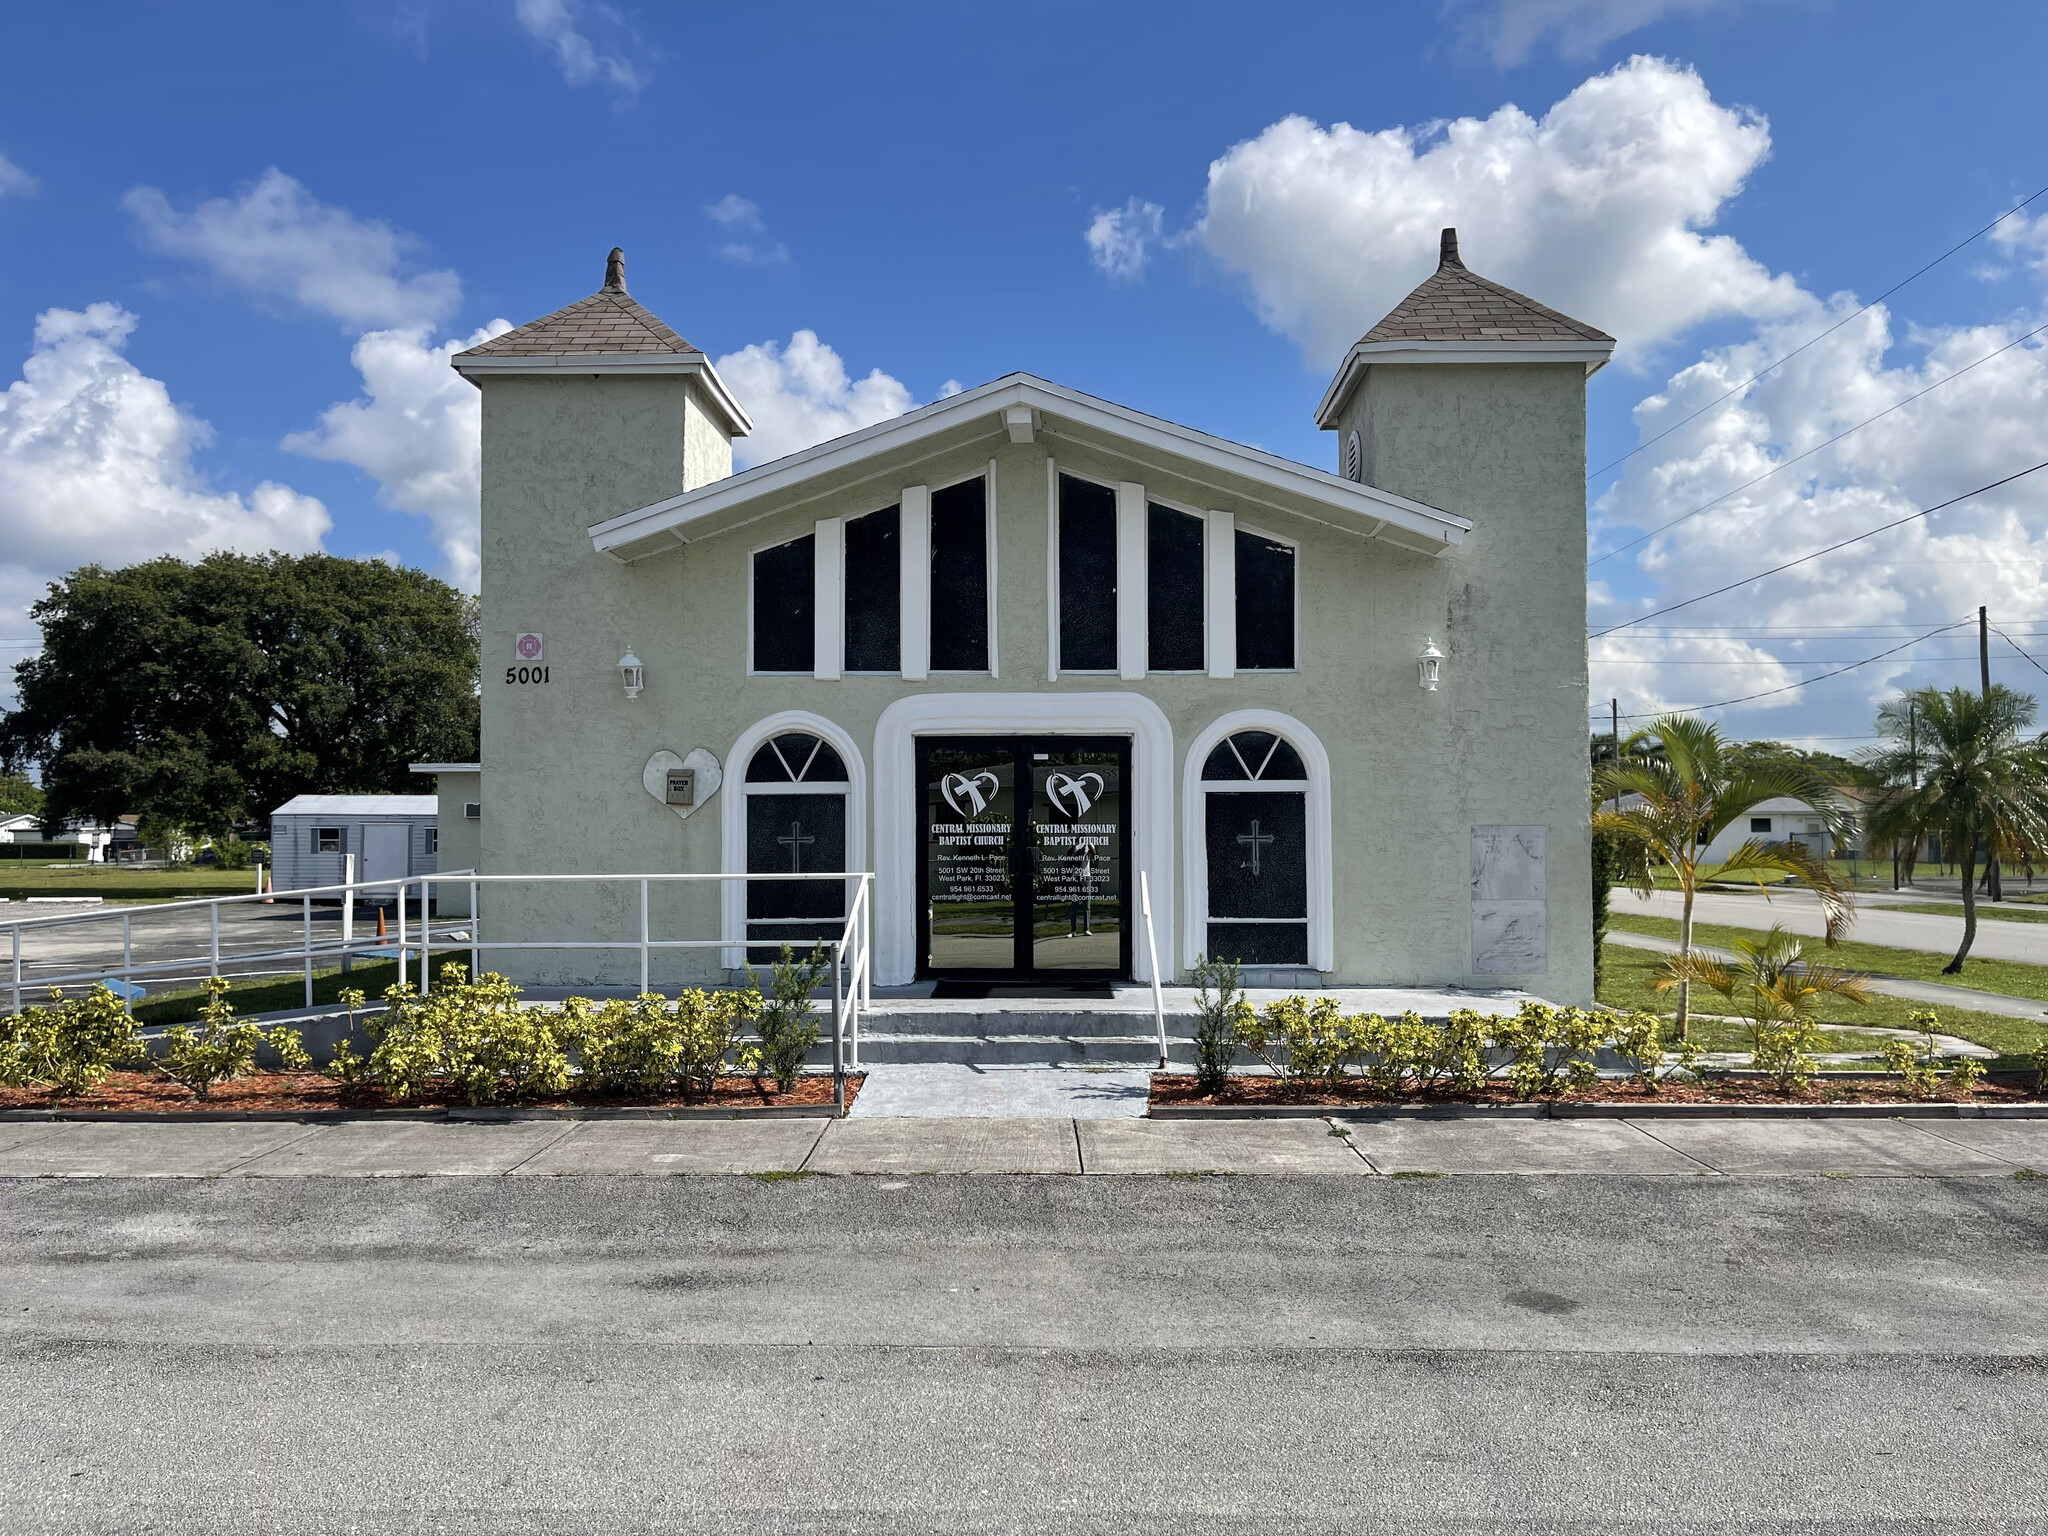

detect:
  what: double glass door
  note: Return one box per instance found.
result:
[918,736,1131,980]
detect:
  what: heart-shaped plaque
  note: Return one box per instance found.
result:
[643,748,722,820]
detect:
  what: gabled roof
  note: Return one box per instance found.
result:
[1315,229,1614,428]
[589,373,1471,564]
[452,248,751,436]
[273,795,438,818]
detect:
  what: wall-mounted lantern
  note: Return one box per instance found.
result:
[1417,638,1445,692]
[618,649,645,701]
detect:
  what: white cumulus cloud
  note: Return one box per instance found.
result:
[125,167,460,331]
[0,151,36,199]
[514,0,646,103]
[716,331,918,469]
[1196,55,1801,370]
[284,320,513,591]
[706,194,788,266]
[1086,198,1165,281]
[1445,0,1754,67]
[0,304,331,699]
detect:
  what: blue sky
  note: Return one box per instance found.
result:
[2,0,2046,750]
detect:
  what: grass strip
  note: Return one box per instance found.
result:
[1882,901,2048,925]
[0,868,258,903]
[1598,938,2047,1061]
[128,958,405,1026]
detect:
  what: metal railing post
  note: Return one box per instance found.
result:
[421,878,432,995]
[469,877,479,981]
[341,853,355,977]
[397,879,409,992]
[210,902,220,982]
[831,937,846,1114]
[302,893,313,1009]
[122,913,133,1015]
[9,924,18,1016]
[1140,870,1168,1070]
[640,877,650,994]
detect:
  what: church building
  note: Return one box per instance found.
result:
[449,232,1610,999]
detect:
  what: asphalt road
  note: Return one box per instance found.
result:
[3,1174,2045,1532]
[1617,885,2048,966]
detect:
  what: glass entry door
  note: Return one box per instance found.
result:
[918,736,1131,980]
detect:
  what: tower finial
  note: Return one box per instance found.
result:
[603,247,627,294]
[1439,228,1463,269]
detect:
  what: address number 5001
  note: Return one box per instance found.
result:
[505,666,549,685]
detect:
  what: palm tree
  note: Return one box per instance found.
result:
[1861,685,2048,974]
[1655,923,1874,1057]
[1594,714,1854,1040]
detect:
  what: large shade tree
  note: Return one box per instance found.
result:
[0,553,479,836]
[1861,685,2048,974]
[1593,714,1855,1039]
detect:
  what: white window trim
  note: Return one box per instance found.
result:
[1145,494,1208,675]
[1232,519,1302,675]
[813,516,844,680]
[1204,509,1235,679]
[872,691,1173,985]
[899,486,931,681]
[721,711,868,968]
[1116,480,1146,681]
[1181,710,1333,973]
[747,530,817,677]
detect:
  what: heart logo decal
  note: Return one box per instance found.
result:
[940,771,1001,818]
[1044,771,1104,819]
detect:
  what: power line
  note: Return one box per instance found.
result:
[1589,460,2048,638]
[1587,180,2048,483]
[1588,319,2048,568]
[1604,618,1972,718]
[1992,623,2048,684]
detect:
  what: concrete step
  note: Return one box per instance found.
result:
[830,1032,1180,1067]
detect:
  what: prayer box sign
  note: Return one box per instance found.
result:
[664,769,697,806]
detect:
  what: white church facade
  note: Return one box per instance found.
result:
[451,233,1610,1000]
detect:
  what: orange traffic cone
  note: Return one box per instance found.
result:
[376,908,388,940]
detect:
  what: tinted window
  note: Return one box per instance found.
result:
[931,478,989,671]
[844,506,900,673]
[1059,475,1118,671]
[753,534,815,673]
[1235,530,1295,671]
[1147,503,1204,671]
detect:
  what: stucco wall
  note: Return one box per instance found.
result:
[474,366,1593,1000]
[431,771,481,916]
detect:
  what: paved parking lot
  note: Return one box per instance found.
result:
[1,1112,2044,1177]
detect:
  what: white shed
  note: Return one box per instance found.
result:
[270,795,438,895]
[1695,796,1836,865]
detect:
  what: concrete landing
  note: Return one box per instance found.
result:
[847,1064,1152,1118]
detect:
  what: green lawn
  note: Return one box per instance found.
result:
[1598,932,2048,1061]
[1885,901,2048,925]
[122,957,409,1026]
[0,865,258,904]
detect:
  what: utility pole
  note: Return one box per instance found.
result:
[1982,605,2003,901]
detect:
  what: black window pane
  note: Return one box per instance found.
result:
[1264,739,1307,780]
[1201,742,1248,780]
[1205,791,1306,919]
[1232,731,1278,775]
[745,744,791,783]
[753,534,815,672]
[844,506,900,673]
[1206,922,1308,967]
[1058,474,1117,671]
[807,744,848,782]
[1235,530,1295,671]
[746,793,846,918]
[1147,503,1204,671]
[932,478,989,671]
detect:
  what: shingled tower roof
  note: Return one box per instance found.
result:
[457,247,703,358]
[1314,229,1614,428]
[1363,229,1613,346]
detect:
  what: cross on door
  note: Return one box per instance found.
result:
[1237,819,1274,876]
[778,820,815,871]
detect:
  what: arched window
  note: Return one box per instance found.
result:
[1191,723,1324,970]
[744,730,851,961]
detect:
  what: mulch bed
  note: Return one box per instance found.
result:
[1150,1073,2041,1109]
[0,1069,862,1115]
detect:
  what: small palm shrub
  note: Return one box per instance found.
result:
[744,945,830,1093]
[155,978,310,1099]
[1189,954,1252,1095]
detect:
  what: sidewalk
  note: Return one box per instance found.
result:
[0,1113,2043,1178]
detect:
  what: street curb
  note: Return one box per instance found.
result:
[1151,1101,2048,1121]
[0,1103,850,1124]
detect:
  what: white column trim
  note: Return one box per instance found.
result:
[1205,509,1236,679]
[1116,481,1146,680]
[984,459,1000,679]
[1044,457,1060,680]
[813,517,843,680]
[1180,709,1333,974]
[899,486,930,681]
[872,692,1174,985]
[720,710,869,969]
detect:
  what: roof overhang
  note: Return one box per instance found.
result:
[409,763,481,774]
[1314,338,1615,429]
[453,350,752,437]
[589,373,1470,564]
